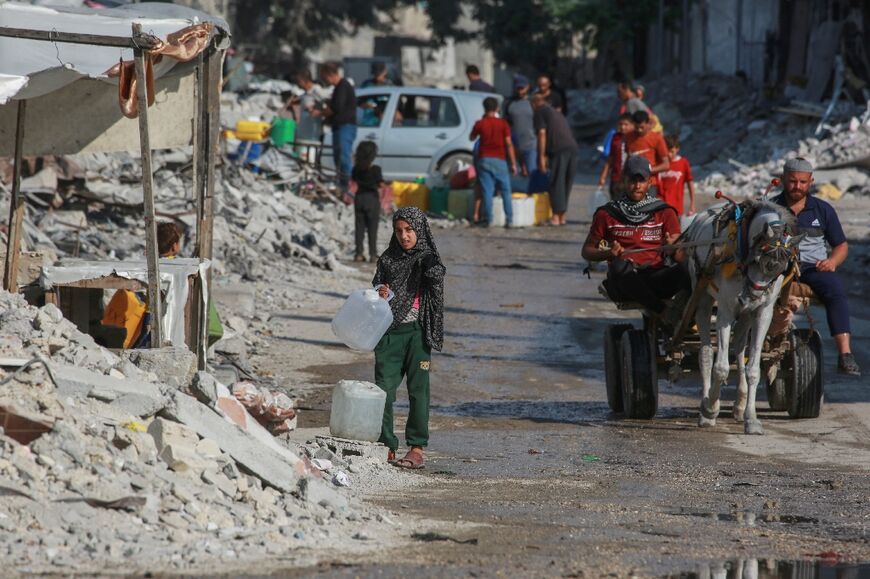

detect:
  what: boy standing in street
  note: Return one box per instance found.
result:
[598,113,635,199]
[657,135,696,216]
[625,110,669,194]
[470,97,518,227]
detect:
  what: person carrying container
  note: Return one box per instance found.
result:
[373,208,446,469]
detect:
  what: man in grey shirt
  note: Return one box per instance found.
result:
[503,74,537,183]
[532,93,578,226]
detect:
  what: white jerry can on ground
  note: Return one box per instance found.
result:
[329,380,387,442]
[331,286,394,351]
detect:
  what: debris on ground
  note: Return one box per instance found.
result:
[0,291,401,573]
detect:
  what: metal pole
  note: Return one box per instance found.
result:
[133,35,163,348]
[3,100,26,292]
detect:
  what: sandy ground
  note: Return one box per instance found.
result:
[248,178,870,578]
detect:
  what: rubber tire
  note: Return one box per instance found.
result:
[787,328,824,419]
[766,374,789,411]
[620,329,658,419]
[604,323,633,413]
[438,152,474,178]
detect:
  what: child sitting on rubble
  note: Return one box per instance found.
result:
[351,141,386,262]
[373,207,446,469]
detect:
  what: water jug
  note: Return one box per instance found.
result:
[329,380,387,442]
[331,286,394,351]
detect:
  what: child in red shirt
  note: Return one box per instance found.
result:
[657,134,696,216]
[469,96,517,227]
[598,113,635,199]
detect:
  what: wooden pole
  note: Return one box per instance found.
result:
[3,100,26,292]
[194,47,222,369]
[200,48,221,262]
[133,33,163,348]
[191,55,202,235]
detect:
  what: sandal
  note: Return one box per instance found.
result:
[387,449,396,463]
[393,447,425,470]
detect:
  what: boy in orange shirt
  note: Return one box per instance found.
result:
[625,110,669,176]
[657,135,696,216]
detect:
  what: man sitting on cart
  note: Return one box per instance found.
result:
[771,158,860,377]
[582,156,688,322]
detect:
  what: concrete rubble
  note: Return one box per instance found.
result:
[569,74,870,200]
[698,103,870,199]
[0,291,406,574]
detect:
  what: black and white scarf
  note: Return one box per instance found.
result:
[373,207,446,351]
[602,194,671,224]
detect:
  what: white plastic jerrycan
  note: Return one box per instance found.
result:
[329,380,387,442]
[331,285,394,351]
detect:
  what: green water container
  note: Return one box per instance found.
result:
[429,186,450,216]
[271,117,296,147]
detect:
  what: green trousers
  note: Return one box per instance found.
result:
[374,321,431,451]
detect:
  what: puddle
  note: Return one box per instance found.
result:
[673,511,818,526]
[666,558,870,578]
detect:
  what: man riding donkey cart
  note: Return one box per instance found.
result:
[582,156,690,326]
[585,156,857,433]
[769,158,860,377]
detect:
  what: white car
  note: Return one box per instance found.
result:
[322,86,501,181]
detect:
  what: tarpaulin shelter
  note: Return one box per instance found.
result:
[0,1,230,366]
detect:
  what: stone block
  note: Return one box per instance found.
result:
[189,371,219,405]
[163,392,301,492]
[125,347,196,390]
[159,444,217,475]
[148,417,199,453]
[296,477,348,511]
[195,438,222,459]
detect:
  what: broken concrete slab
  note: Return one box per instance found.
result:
[125,347,197,391]
[315,435,389,463]
[110,392,167,418]
[163,392,301,492]
[50,363,165,402]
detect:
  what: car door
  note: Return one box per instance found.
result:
[380,93,465,181]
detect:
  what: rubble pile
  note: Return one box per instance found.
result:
[699,105,870,198]
[1,96,356,285]
[0,291,396,574]
[568,74,869,189]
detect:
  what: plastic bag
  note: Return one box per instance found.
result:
[588,187,609,219]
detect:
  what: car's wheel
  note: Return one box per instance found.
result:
[438,152,474,178]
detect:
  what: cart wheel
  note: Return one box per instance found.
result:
[620,329,658,419]
[766,374,789,411]
[787,329,824,419]
[604,324,633,413]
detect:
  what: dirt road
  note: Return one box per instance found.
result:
[265,182,870,577]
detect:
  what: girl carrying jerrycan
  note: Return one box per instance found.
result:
[372,207,446,469]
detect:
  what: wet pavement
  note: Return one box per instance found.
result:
[292,182,870,577]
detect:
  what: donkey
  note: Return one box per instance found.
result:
[682,199,802,435]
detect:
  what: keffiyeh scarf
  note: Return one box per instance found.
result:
[603,194,671,224]
[373,207,446,351]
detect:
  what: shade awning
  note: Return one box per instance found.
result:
[0,1,230,105]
